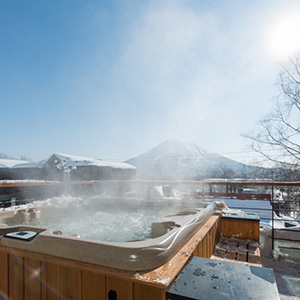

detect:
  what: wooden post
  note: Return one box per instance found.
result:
[0,251,8,298]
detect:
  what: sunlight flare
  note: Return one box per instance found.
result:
[265,11,300,60]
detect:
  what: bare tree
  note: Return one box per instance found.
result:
[0,153,31,161]
[244,56,300,171]
[0,153,10,159]
[20,155,31,161]
[206,164,235,179]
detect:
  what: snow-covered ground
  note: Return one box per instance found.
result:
[262,257,300,300]
[260,227,300,300]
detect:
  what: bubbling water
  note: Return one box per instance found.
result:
[18,194,200,242]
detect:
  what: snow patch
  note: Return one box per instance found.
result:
[153,277,171,285]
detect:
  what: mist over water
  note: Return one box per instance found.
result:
[18,194,202,242]
[29,205,155,242]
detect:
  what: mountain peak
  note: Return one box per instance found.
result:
[126,139,251,179]
[140,139,211,160]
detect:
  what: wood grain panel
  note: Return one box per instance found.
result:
[134,282,165,300]
[208,229,212,256]
[61,266,81,300]
[106,277,133,300]
[82,271,105,300]
[44,263,61,300]
[193,216,220,258]
[24,257,42,300]
[9,254,24,300]
[0,251,8,298]
[197,240,203,257]
[203,233,208,257]
[221,217,260,242]
[212,222,218,252]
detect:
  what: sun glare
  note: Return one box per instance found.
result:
[265,11,300,60]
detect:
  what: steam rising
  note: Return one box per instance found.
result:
[10,192,204,242]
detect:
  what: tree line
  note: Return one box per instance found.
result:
[0,153,31,161]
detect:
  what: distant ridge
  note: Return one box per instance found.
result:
[126,139,253,179]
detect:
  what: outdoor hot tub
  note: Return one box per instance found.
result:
[0,196,216,271]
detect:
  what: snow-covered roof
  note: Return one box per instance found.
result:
[11,160,46,169]
[0,154,135,170]
[0,159,33,168]
[47,153,135,170]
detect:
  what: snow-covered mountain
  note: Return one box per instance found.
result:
[126,139,253,179]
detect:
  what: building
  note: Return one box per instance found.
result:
[0,153,136,181]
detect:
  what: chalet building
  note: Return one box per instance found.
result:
[0,159,43,180]
[0,153,136,181]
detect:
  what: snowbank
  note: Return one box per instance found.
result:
[260,224,300,262]
[260,225,300,300]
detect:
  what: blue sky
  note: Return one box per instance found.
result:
[1,0,300,164]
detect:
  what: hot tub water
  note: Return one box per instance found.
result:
[4,194,209,242]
